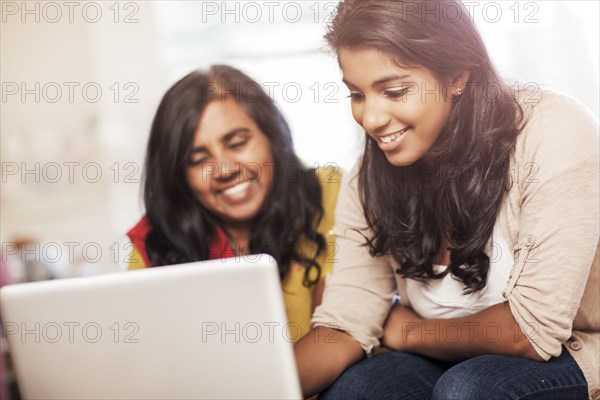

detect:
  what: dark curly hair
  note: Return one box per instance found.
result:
[326,0,526,293]
[143,65,325,286]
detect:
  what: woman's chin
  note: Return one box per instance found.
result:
[218,206,262,227]
[384,152,418,167]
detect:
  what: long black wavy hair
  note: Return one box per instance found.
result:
[143,65,325,286]
[326,0,526,293]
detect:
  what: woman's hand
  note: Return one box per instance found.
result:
[381,304,423,351]
[382,302,543,361]
[294,326,364,398]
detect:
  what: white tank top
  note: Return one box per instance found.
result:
[403,223,513,319]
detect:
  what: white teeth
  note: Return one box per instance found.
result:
[380,128,408,144]
[380,133,399,143]
[222,181,250,196]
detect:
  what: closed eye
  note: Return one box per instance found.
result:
[229,139,249,149]
[384,88,410,100]
[189,155,210,166]
[347,92,365,102]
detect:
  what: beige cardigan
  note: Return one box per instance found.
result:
[313,91,600,399]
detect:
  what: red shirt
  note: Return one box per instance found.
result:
[127,215,235,267]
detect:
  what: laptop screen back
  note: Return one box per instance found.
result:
[0,254,301,399]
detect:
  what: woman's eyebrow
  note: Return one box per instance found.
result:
[342,78,357,89]
[343,74,411,90]
[372,74,411,88]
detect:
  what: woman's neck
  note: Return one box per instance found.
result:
[223,223,251,256]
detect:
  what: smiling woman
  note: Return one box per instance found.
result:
[340,48,468,167]
[124,65,341,339]
[186,97,275,250]
[295,0,599,399]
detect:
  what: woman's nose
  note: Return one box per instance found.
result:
[215,153,241,181]
[361,97,392,134]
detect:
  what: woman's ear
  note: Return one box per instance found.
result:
[454,70,470,93]
[448,70,470,99]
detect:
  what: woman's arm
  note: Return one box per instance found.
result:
[383,93,599,363]
[297,163,396,396]
[382,302,542,361]
[499,94,599,360]
[294,326,364,398]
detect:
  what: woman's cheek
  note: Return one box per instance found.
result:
[351,105,363,126]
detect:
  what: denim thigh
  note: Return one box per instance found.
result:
[319,348,587,400]
[319,351,455,400]
[432,348,588,400]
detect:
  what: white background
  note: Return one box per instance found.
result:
[1,0,598,276]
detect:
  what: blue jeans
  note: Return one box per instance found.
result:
[319,348,588,400]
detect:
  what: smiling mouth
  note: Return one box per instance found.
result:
[219,181,251,196]
[379,126,411,143]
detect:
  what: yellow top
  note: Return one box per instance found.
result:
[127,167,342,341]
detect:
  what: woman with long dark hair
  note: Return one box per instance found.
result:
[295,1,599,398]
[125,65,341,338]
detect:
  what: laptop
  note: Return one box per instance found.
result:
[0,254,302,399]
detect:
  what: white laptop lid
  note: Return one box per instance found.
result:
[0,254,302,400]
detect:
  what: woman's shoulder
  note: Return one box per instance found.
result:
[522,89,595,119]
[110,234,147,271]
[518,90,598,139]
[312,164,343,209]
[125,215,151,270]
[313,164,343,185]
[515,89,598,168]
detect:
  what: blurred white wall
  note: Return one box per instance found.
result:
[1,1,168,273]
[1,0,598,276]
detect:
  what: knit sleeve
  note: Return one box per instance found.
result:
[311,163,396,354]
[505,92,599,360]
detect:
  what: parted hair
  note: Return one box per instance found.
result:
[326,0,525,293]
[143,65,325,286]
